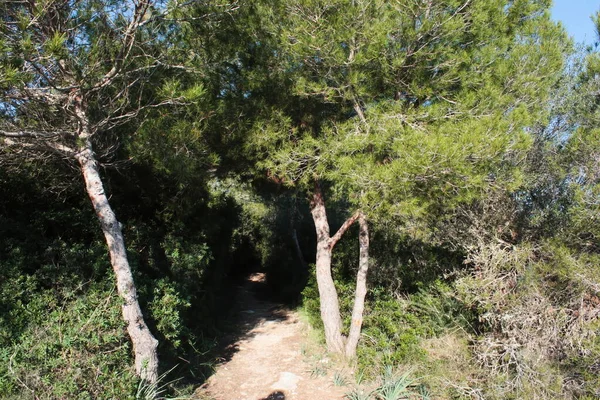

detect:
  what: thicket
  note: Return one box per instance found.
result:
[1,1,599,399]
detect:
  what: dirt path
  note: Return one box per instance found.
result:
[194,273,348,400]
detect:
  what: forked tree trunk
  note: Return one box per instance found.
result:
[345,212,369,357]
[309,182,369,356]
[76,141,159,383]
[310,186,346,353]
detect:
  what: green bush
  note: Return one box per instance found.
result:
[148,279,191,349]
[356,288,428,375]
[0,273,138,399]
[407,281,478,336]
[301,271,431,377]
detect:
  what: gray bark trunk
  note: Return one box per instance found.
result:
[345,212,369,357]
[76,141,159,383]
[309,183,371,357]
[310,185,345,354]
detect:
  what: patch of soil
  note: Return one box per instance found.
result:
[194,273,347,400]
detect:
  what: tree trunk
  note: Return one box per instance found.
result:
[308,182,371,357]
[310,185,346,353]
[291,228,307,270]
[76,142,159,383]
[345,212,369,357]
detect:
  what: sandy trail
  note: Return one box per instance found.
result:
[194,273,347,400]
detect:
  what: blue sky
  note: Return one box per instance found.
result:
[551,0,599,45]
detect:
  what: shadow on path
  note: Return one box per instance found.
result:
[259,391,286,400]
[193,271,348,400]
[210,272,293,365]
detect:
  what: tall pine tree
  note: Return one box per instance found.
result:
[0,0,200,381]
[239,0,570,356]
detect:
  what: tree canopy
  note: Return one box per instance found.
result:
[1,0,599,398]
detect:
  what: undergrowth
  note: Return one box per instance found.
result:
[302,236,600,399]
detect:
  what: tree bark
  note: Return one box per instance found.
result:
[76,141,159,383]
[310,183,346,353]
[309,182,372,357]
[345,212,369,357]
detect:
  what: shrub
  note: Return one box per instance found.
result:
[301,271,429,376]
[0,274,137,399]
[455,240,600,399]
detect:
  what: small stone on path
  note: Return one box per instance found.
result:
[270,372,301,393]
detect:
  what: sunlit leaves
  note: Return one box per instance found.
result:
[43,32,67,58]
[241,0,571,229]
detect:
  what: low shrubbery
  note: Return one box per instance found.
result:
[455,240,600,399]
[0,171,253,399]
[300,231,599,399]
[0,241,138,399]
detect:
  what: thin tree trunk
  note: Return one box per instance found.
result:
[76,141,159,383]
[345,212,369,357]
[291,228,307,270]
[310,185,345,353]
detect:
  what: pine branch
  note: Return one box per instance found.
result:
[0,129,63,139]
[329,210,360,249]
[91,0,152,91]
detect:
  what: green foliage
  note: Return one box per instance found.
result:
[240,0,570,230]
[149,279,191,349]
[333,371,349,387]
[408,282,478,336]
[43,31,67,57]
[356,290,427,373]
[0,155,254,397]
[300,269,325,334]
[0,265,137,399]
[0,169,138,399]
[162,234,213,291]
[344,368,427,400]
[302,271,448,376]
[345,388,373,400]
[375,367,416,400]
[135,366,185,400]
[309,365,328,378]
[1,1,599,399]
[214,180,311,302]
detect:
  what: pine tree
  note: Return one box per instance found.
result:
[241,0,570,356]
[0,0,189,382]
